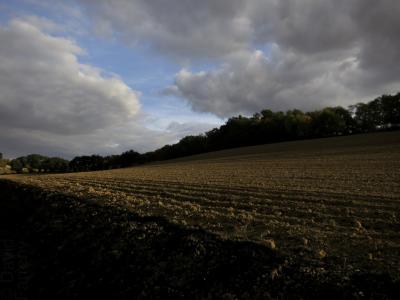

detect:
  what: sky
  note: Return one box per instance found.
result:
[0,0,399,159]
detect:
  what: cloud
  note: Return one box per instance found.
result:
[79,0,250,60]
[165,49,358,117]
[77,0,400,116]
[3,1,400,156]
[0,19,140,135]
[0,17,225,158]
[0,18,181,158]
[168,44,399,117]
[79,0,400,61]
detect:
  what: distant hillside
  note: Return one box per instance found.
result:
[158,130,400,164]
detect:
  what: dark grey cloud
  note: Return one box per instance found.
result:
[79,0,249,60]
[250,0,357,54]
[79,0,400,116]
[80,0,400,60]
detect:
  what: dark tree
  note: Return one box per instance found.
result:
[10,159,23,172]
[117,150,141,167]
[381,93,400,126]
[42,157,69,173]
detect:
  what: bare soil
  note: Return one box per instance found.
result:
[1,131,400,298]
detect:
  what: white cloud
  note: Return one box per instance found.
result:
[166,49,362,117]
[0,19,141,134]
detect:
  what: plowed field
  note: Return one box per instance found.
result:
[4,131,400,279]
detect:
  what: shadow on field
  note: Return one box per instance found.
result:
[0,180,398,299]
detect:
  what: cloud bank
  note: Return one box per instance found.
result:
[80,0,400,116]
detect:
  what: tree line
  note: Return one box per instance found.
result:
[4,92,400,173]
[7,154,69,173]
[67,92,400,172]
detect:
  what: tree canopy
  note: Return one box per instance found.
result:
[10,155,69,173]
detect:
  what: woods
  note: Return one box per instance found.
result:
[8,154,69,173]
